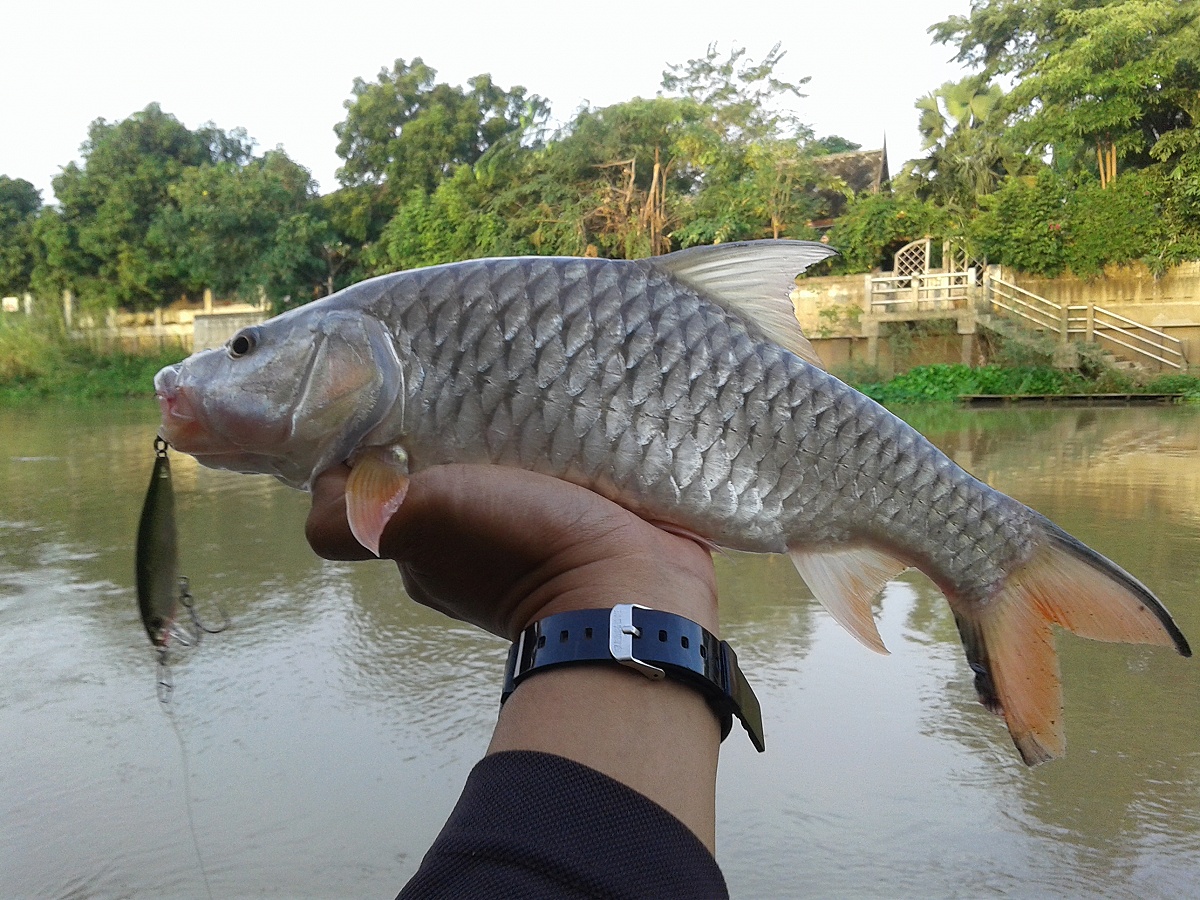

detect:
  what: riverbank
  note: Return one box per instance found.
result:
[0,320,186,403]
[2,318,1197,405]
[843,363,1200,405]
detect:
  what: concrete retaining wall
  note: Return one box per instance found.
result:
[193,312,268,351]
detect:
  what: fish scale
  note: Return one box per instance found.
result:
[156,240,1190,764]
[393,258,971,573]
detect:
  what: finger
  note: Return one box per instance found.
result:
[305,464,375,561]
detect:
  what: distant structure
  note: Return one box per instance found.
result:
[808,140,890,231]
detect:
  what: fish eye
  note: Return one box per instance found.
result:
[228,329,259,359]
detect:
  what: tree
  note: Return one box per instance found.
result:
[932,0,1200,182]
[35,104,251,310]
[334,58,547,212]
[660,44,828,248]
[0,176,41,295]
[150,149,317,303]
[905,76,1016,209]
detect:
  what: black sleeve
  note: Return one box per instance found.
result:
[397,750,729,900]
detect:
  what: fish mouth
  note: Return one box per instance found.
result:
[154,364,207,450]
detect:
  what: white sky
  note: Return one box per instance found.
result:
[1,0,971,203]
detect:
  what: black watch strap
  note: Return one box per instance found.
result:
[501,604,765,752]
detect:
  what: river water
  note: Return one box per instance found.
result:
[1,401,1197,899]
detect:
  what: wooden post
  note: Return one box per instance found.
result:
[23,293,32,316]
[204,288,213,313]
[1085,304,1095,344]
[154,307,165,350]
[62,290,73,330]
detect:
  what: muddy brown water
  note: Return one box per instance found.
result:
[1,401,1197,899]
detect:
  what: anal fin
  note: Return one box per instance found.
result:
[788,545,909,654]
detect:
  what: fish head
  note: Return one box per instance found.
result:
[155,304,402,489]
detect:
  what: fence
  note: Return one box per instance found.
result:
[868,270,976,310]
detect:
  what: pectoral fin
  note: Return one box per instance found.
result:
[788,545,909,654]
[345,447,411,557]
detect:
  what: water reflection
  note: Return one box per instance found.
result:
[1,401,1197,899]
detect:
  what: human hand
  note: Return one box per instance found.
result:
[305,464,718,640]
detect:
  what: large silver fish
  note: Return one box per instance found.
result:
[155,240,1190,764]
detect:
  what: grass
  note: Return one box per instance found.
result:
[0,317,187,403]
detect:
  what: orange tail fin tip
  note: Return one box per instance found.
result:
[953,518,1190,765]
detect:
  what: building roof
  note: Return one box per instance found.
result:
[808,144,890,227]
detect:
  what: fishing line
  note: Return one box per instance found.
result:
[159,693,215,900]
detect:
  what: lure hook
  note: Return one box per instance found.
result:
[180,577,230,637]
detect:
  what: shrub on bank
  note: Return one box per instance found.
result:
[851,364,1200,405]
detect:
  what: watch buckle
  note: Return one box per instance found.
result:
[609,604,666,680]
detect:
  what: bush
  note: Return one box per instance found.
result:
[969,169,1167,277]
[825,194,950,274]
[853,363,1083,404]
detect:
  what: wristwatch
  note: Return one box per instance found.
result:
[501,604,765,752]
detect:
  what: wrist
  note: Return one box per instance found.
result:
[504,540,720,640]
[501,604,765,753]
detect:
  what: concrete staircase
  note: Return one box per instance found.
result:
[981,275,1187,374]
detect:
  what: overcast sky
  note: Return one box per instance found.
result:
[2,0,971,203]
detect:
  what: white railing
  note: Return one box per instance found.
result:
[987,277,1186,370]
[1074,305,1188,370]
[988,278,1065,333]
[870,270,975,310]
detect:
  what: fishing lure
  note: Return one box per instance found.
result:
[135,437,227,701]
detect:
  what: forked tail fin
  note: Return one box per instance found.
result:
[952,517,1191,765]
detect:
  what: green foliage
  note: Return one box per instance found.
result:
[970,170,1069,275]
[850,363,1200,405]
[855,364,1085,404]
[334,58,547,211]
[1003,1,1200,167]
[151,149,317,302]
[0,314,62,382]
[0,315,185,402]
[375,170,513,271]
[0,176,41,296]
[905,75,1021,210]
[920,0,1200,271]
[970,168,1166,276]
[33,104,244,311]
[1143,373,1200,399]
[824,193,949,273]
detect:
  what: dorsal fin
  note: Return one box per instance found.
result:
[645,240,838,369]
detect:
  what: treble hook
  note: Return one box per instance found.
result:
[179,577,230,637]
